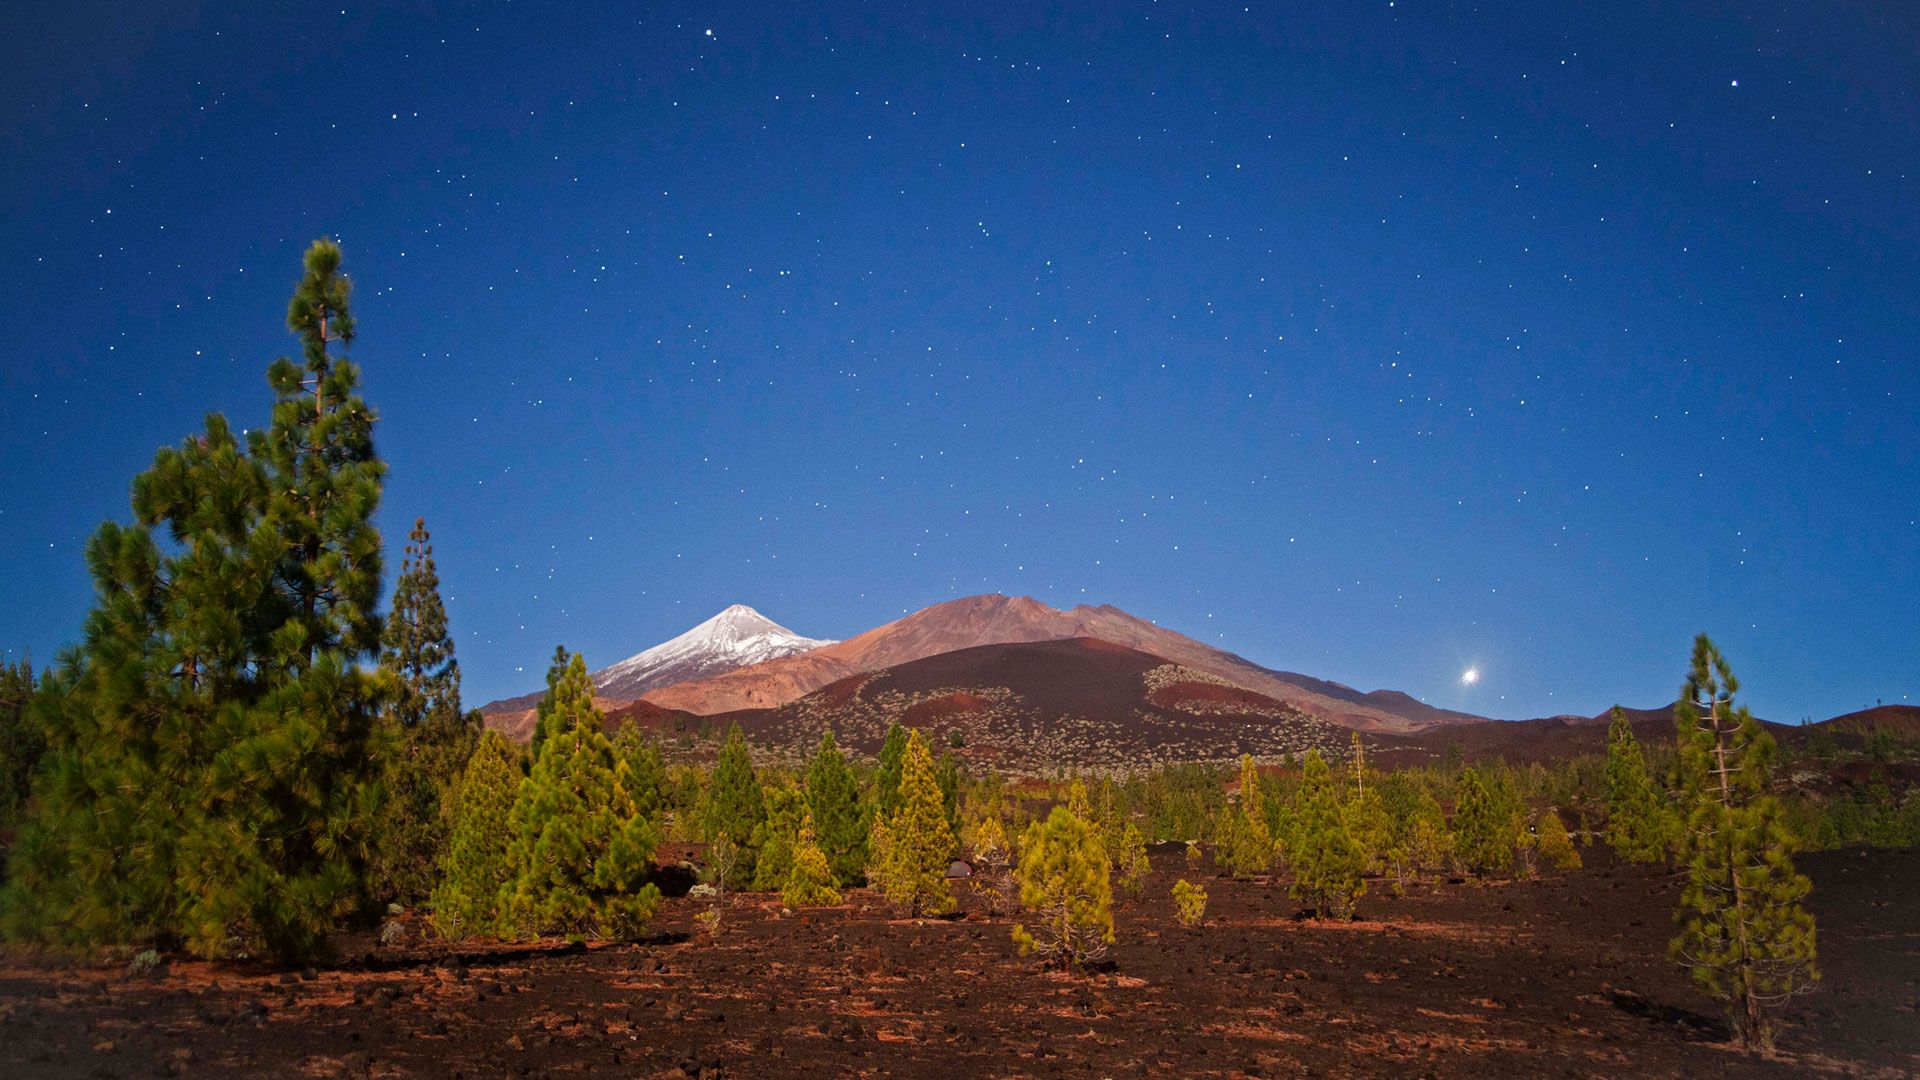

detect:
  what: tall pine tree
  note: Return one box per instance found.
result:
[1670,636,1817,1051]
[373,517,479,905]
[2,239,388,963]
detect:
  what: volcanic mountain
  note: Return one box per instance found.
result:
[700,637,1353,772]
[642,593,1486,733]
[478,604,834,717]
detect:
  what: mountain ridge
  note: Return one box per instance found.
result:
[642,593,1486,733]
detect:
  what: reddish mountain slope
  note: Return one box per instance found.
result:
[644,593,1484,733]
[715,637,1352,772]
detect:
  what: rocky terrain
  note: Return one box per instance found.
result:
[3,846,1912,1078]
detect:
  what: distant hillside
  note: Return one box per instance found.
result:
[704,636,1353,772]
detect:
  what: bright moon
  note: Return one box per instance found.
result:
[1461,667,1480,686]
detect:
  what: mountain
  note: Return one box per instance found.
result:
[707,637,1352,772]
[642,593,1486,733]
[477,604,835,715]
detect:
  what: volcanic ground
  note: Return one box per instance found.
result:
[2,845,1913,1078]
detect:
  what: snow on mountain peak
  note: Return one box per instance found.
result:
[589,604,836,700]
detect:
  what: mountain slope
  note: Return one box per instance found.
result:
[478,604,834,714]
[643,593,1486,733]
[714,637,1352,772]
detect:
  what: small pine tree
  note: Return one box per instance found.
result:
[1537,808,1581,871]
[1670,636,1818,1052]
[499,655,662,941]
[803,729,868,886]
[1405,788,1455,878]
[700,723,765,888]
[1452,766,1513,876]
[1290,750,1365,919]
[1012,805,1115,969]
[751,780,807,892]
[1212,797,1246,877]
[967,808,1017,916]
[1185,839,1204,870]
[865,814,897,900]
[373,517,479,906]
[1171,878,1208,928]
[782,812,841,907]
[1605,706,1674,863]
[1112,821,1151,897]
[1511,809,1538,879]
[430,730,522,938]
[879,729,957,916]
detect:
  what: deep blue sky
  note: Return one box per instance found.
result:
[2,2,1914,721]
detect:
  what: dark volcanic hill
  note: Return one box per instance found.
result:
[645,593,1486,734]
[708,637,1353,772]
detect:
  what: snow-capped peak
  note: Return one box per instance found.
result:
[590,604,836,700]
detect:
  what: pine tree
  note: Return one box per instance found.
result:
[750,779,807,892]
[1222,754,1274,878]
[1537,808,1581,872]
[1510,808,1538,878]
[1212,797,1245,875]
[879,729,956,916]
[700,722,765,888]
[873,722,908,820]
[528,645,573,763]
[1452,766,1513,876]
[967,807,1016,915]
[2,239,389,963]
[1405,788,1455,877]
[1171,878,1208,928]
[1605,706,1673,863]
[865,814,897,900]
[1289,749,1365,919]
[1112,821,1151,897]
[500,655,662,942]
[804,730,867,886]
[0,656,41,835]
[1011,805,1115,969]
[429,730,522,937]
[782,812,841,907]
[1344,736,1393,876]
[373,517,478,906]
[1670,636,1817,1051]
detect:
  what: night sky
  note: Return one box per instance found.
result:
[1,2,1914,721]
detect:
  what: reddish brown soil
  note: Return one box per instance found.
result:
[2,846,1912,1078]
